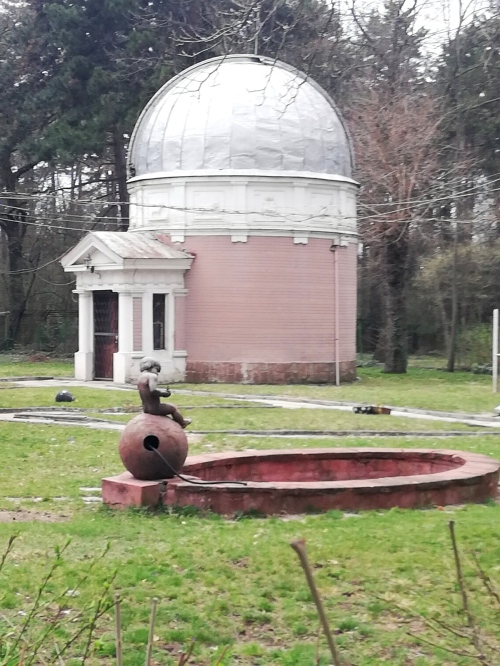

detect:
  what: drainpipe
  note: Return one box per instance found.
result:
[331,241,341,387]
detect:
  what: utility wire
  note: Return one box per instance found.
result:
[1,170,499,221]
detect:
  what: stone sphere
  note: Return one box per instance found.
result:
[118,413,188,480]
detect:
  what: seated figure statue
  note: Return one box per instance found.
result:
[137,357,192,428]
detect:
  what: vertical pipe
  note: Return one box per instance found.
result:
[493,309,498,393]
[334,247,340,387]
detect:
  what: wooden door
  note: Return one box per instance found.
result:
[94,291,118,379]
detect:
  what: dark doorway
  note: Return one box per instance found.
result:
[94,291,118,379]
[153,293,166,350]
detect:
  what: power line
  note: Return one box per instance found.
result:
[0,173,499,228]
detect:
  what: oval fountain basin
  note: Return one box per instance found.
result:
[163,448,500,515]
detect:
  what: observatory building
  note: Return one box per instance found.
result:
[62,55,359,384]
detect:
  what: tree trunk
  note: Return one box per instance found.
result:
[0,156,30,347]
[446,227,459,372]
[382,228,409,374]
[5,210,28,344]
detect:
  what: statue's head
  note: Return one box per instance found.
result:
[140,356,161,373]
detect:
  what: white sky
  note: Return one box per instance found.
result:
[337,0,493,53]
[418,0,492,43]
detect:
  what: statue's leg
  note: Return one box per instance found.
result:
[159,403,192,428]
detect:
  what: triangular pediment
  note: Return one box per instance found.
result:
[61,231,194,273]
[60,233,124,270]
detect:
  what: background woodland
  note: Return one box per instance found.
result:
[0,0,498,373]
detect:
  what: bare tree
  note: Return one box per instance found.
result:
[352,86,442,371]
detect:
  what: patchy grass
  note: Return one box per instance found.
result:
[0,386,480,432]
[0,386,135,409]
[0,422,119,504]
[3,423,495,511]
[176,367,499,414]
[1,368,500,663]
[0,355,73,377]
[407,355,447,369]
[0,490,500,664]
[177,407,477,432]
[196,432,500,457]
[1,355,498,415]
[87,408,476,432]
[0,386,231,410]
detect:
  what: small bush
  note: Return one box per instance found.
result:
[456,324,492,367]
[472,363,492,375]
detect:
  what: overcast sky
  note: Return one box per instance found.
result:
[338,0,493,53]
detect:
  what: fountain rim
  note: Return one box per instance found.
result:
[102,447,500,511]
[175,447,500,491]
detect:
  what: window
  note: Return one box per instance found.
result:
[153,294,166,350]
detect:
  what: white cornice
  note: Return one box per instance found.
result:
[128,170,359,187]
[127,228,358,242]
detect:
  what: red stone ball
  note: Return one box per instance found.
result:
[118,413,189,480]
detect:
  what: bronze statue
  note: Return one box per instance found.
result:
[137,357,192,428]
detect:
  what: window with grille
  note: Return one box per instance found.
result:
[153,294,166,350]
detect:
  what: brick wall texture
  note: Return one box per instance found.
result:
[133,297,143,352]
[179,236,357,383]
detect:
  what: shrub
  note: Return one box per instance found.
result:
[456,324,492,367]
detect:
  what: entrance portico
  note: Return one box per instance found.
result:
[61,232,194,384]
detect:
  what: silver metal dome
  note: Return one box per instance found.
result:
[128,55,353,179]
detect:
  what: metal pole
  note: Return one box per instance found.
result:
[334,247,340,387]
[493,309,499,393]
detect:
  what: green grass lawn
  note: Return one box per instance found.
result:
[0,386,233,410]
[87,408,476,432]
[1,369,500,664]
[0,387,481,432]
[0,354,498,414]
[2,505,499,665]
[178,367,499,414]
[0,356,73,378]
[2,424,496,508]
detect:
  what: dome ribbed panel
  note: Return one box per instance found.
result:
[129,56,352,178]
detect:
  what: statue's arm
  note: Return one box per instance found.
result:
[140,372,171,399]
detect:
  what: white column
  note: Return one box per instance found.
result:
[114,291,133,384]
[74,290,93,381]
[118,292,133,353]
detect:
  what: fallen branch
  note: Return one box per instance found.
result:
[290,538,342,666]
[448,520,487,662]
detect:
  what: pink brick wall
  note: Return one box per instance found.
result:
[180,236,357,366]
[174,294,186,351]
[337,244,357,362]
[133,297,143,352]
